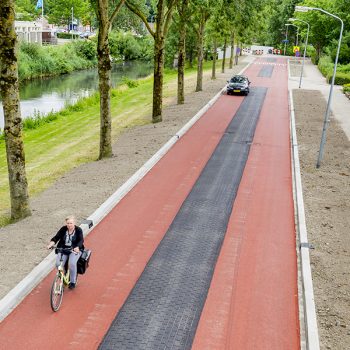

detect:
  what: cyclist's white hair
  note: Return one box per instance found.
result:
[65,215,76,223]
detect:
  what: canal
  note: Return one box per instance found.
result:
[0,60,153,130]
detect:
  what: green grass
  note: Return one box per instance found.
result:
[0,59,224,224]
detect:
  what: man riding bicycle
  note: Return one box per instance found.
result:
[47,215,84,289]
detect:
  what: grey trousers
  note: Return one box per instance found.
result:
[55,251,82,283]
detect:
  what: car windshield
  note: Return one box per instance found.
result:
[230,76,247,83]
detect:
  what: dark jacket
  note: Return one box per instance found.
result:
[50,225,84,250]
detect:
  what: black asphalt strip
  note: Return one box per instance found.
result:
[99,87,268,350]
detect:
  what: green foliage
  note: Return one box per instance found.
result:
[121,76,139,88]
[72,40,97,61]
[15,0,37,21]
[111,6,146,35]
[23,111,58,130]
[108,31,153,61]
[19,42,41,58]
[56,33,80,39]
[318,55,333,77]
[318,55,350,85]
[338,63,350,73]
[138,35,154,61]
[343,84,350,93]
[46,0,91,27]
[18,42,96,81]
[328,72,350,85]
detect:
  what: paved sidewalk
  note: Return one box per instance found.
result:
[288,58,350,140]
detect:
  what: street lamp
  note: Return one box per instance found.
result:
[289,18,310,88]
[283,24,289,55]
[286,23,299,46]
[295,6,344,168]
[71,7,74,40]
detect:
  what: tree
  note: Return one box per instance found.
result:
[0,0,31,220]
[15,0,37,21]
[293,0,345,63]
[191,0,212,92]
[47,0,91,29]
[165,0,191,104]
[91,0,125,159]
[126,0,178,123]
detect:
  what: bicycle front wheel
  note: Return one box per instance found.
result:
[50,274,64,312]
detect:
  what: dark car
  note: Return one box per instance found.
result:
[227,75,251,95]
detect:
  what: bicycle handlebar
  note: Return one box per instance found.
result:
[51,247,73,255]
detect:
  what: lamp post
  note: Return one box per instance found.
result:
[295,6,344,168]
[284,25,289,55]
[71,7,74,40]
[289,18,310,88]
[288,23,299,46]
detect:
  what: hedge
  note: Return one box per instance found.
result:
[326,71,350,85]
[343,83,350,93]
[56,32,80,39]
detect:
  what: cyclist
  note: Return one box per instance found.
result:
[47,215,84,289]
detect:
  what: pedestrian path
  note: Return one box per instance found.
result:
[0,56,300,349]
[289,57,350,140]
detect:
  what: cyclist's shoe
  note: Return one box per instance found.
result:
[68,282,76,290]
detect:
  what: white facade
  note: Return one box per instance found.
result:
[15,21,43,44]
[250,45,274,55]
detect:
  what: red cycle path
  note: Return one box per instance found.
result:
[0,57,299,349]
[0,89,245,349]
[193,57,300,349]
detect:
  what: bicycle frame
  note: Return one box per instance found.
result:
[57,264,70,286]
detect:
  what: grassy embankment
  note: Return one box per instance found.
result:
[0,60,218,226]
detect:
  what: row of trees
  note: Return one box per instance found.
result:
[1,0,264,220]
[3,0,349,221]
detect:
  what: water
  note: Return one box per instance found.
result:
[0,61,153,130]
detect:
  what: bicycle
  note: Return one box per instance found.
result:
[50,247,78,312]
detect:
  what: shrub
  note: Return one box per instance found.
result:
[72,40,97,61]
[23,110,58,130]
[343,83,350,93]
[137,35,153,61]
[121,76,139,88]
[108,31,151,61]
[338,63,350,74]
[318,55,333,77]
[327,72,350,85]
[19,42,42,58]
[57,32,80,39]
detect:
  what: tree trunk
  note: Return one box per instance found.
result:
[229,32,234,69]
[177,23,186,104]
[97,26,112,159]
[152,39,164,123]
[94,0,125,158]
[211,38,217,80]
[189,49,194,68]
[195,18,205,92]
[235,42,239,65]
[0,0,31,220]
[222,37,227,73]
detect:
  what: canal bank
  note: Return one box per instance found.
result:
[0,61,153,130]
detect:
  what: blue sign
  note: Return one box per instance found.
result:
[36,0,43,9]
[282,39,289,43]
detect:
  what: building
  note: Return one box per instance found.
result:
[15,19,57,45]
[15,20,43,44]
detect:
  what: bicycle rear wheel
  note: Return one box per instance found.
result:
[50,274,64,312]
